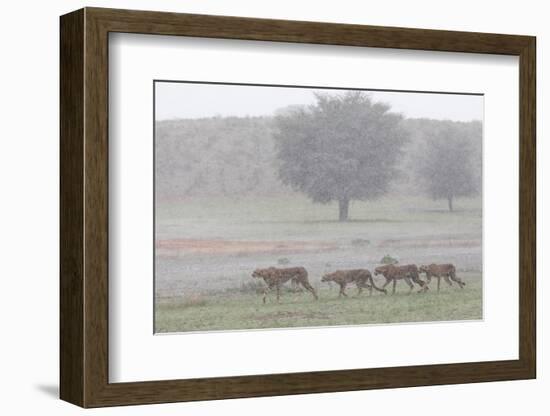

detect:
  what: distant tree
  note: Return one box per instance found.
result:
[273,92,408,221]
[415,121,481,211]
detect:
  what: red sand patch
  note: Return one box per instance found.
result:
[156,239,337,255]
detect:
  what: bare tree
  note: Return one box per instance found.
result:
[273,92,408,221]
[415,121,481,211]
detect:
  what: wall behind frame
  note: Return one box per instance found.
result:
[0,0,545,415]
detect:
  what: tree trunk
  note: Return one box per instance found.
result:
[338,198,350,221]
[447,196,453,212]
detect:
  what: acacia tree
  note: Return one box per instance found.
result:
[415,121,481,211]
[273,92,408,221]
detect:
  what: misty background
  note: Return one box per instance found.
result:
[154,82,482,209]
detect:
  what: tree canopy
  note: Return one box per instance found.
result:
[414,120,481,211]
[273,92,408,221]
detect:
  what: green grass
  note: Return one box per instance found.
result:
[155,194,482,332]
[155,273,482,333]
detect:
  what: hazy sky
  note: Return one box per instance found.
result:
[155,81,483,122]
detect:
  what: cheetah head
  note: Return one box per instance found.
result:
[251,269,264,279]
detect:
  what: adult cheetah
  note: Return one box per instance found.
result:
[419,263,465,292]
[251,267,318,303]
[321,269,387,297]
[374,264,428,294]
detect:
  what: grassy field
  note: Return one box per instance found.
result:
[155,272,482,333]
[155,194,482,333]
[156,194,482,242]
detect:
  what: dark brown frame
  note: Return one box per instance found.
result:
[60,7,536,408]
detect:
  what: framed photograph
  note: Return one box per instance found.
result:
[60,7,536,408]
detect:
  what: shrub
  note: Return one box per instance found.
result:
[380,254,399,265]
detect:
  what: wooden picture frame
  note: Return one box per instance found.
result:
[60,7,536,408]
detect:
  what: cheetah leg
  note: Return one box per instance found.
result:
[366,283,373,296]
[367,276,387,294]
[338,283,348,297]
[380,278,391,295]
[443,275,453,287]
[292,278,304,293]
[425,274,432,287]
[449,271,466,288]
[415,276,429,293]
[301,280,318,300]
[404,277,414,293]
[437,276,441,292]
[263,284,273,304]
[392,279,397,295]
[276,283,281,303]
